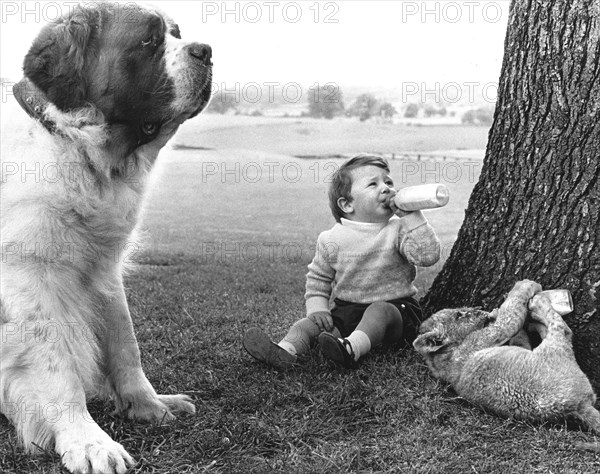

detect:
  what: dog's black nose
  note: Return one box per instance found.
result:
[186,43,212,66]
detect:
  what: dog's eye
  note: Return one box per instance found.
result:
[141,122,159,136]
[141,36,156,48]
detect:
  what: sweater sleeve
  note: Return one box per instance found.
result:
[397,211,441,267]
[305,235,336,315]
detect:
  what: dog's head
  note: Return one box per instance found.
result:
[20,2,212,157]
[413,307,496,355]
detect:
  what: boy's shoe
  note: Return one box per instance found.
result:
[243,327,297,369]
[318,332,357,368]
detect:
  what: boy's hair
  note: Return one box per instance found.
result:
[328,154,390,222]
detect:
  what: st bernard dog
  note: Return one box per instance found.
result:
[1,2,212,473]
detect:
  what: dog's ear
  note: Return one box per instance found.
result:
[413,331,448,354]
[23,5,99,110]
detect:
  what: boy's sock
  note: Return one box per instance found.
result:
[278,317,321,356]
[277,340,297,356]
[345,330,371,361]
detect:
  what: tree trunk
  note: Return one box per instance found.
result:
[421,0,600,386]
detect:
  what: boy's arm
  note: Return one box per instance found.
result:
[305,238,336,316]
[397,211,441,267]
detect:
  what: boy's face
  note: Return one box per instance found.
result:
[340,165,395,223]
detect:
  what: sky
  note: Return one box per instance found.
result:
[1,1,510,98]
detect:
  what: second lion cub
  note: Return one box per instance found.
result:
[413,280,600,445]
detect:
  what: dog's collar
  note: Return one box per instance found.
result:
[13,77,60,135]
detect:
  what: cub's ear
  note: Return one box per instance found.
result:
[487,309,499,322]
[413,331,448,354]
[23,5,99,110]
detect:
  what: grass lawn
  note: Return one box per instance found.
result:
[2,118,599,473]
[172,114,492,157]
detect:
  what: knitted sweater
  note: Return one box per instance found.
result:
[305,211,440,315]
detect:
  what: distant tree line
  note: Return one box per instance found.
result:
[306,84,345,119]
[307,87,397,121]
[207,84,494,125]
[461,106,495,125]
[404,102,447,118]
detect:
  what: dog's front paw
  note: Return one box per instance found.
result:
[111,371,195,423]
[122,393,196,423]
[56,424,135,474]
[113,382,195,423]
[157,394,196,415]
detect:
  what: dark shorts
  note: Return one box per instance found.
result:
[330,296,423,343]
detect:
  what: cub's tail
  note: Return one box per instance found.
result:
[574,441,600,452]
[574,404,600,451]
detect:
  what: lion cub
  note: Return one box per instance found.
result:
[414,280,600,445]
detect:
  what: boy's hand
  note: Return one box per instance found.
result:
[308,311,334,332]
[386,191,411,217]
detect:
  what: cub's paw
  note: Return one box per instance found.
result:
[528,294,554,320]
[514,279,543,298]
[529,294,572,338]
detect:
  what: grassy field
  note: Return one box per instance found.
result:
[172,115,492,157]
[2,116,599,473]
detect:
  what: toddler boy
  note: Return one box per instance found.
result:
[244,154,440,368]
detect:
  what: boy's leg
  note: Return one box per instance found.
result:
[243,318,321,369]
[278,318,322,355]
[354,301,404,344]
[319,302,403,366]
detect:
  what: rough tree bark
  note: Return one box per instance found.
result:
[422,0,600,386]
